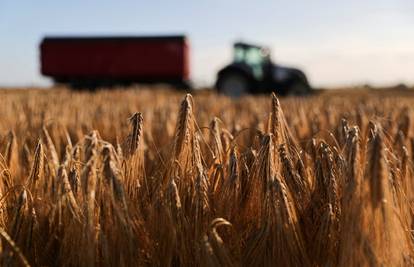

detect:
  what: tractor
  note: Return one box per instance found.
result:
[216,42,312,96]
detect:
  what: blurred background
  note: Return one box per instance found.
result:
[0,0,413,88]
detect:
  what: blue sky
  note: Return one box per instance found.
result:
[0,0,413,87]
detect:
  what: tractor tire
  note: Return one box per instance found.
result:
[287,81,311,96]
[217,73,250,97]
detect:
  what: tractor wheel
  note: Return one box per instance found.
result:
[217,73,249,97]
[287,81,311,96]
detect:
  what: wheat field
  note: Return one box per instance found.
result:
[0,87,414,266]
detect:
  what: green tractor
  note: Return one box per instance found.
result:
[216,42,312,97]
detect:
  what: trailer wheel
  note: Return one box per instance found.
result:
[217,73,249,97]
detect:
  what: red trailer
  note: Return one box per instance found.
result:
[40,35,190,88]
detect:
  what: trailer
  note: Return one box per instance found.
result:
[40,35,190,89]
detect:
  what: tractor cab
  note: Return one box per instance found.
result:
[216,41,311,97]
[232,42,270,80]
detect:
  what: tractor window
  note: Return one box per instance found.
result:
[234,47,245,63]
[234,46,265,65]
[246,48,264,66]
[234,46,266,79]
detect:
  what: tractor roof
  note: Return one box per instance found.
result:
[233,42,263,50]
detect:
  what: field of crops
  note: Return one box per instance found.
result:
[0,87,414,266]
